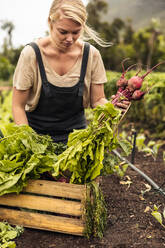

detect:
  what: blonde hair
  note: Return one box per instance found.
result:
[48,0,111,47]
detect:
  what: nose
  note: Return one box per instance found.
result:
[66,33,73,42]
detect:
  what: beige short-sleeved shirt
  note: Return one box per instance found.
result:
[13,41,107,111]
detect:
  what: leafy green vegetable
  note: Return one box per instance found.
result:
[0,124,58,195]
[52,102,131,183]
[0,222,24,247]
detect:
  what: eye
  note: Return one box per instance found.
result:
[59,30,68,35]
[72,31,80,35]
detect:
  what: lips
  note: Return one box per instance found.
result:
[64,42,73,47]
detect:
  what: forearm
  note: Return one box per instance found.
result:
[90,83,109,109]
[91,97,108,108]
[12,106,29,125]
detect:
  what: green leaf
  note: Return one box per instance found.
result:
[1,241,16,248]
[0,172,23,196]
[118,139,132,156]
[153,204,159,211]
[136,134,146,150]
[0,160,24,172]
[0,222,23,247]
[152,211,163,225]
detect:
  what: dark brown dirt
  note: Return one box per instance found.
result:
[15,147,165,248]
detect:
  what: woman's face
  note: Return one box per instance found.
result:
[51,18,82,50]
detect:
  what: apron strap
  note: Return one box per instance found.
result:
[28,42,48,84]
[78,42,90,96]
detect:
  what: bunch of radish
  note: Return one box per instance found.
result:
[111,59,165,106]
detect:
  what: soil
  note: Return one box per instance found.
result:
[15,146,165,248]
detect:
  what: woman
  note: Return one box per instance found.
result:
[12,0,127,144]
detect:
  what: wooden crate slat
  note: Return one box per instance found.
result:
[0,207,85,236]
[0,180,89,235]
[23,179,86,200]
[0,193,82,216]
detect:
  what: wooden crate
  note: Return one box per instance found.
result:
[0,179,88,236]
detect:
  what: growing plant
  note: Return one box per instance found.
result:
[151,204,165,228]
[0,56,14,81]
[0,90,13,124]
[119,131,165,161]
[0,222,23,248]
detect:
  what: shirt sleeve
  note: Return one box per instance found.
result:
[91,48,107,84]
[13,46,36,90]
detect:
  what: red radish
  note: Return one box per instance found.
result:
[125,66,142,91]
[58,176,69,183]
[127,76,142,91]
[116,58,137,88]
[112,61,165,106]
[127,61,165,92]
[131,90,145,100]
[116,58,129,87]
[112,88,132,105]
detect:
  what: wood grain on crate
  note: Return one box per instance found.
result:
[0,179,87,236]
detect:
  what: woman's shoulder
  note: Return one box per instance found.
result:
[20,42,37,61]
[21,37,49,55]
[85,42,102,61]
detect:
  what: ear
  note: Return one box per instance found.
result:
[48,17,53,30]
[48,17,51,25]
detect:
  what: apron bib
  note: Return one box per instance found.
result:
[26,42,90,143]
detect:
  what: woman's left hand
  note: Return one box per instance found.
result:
[111,95,131,112]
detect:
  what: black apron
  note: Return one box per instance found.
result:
[26,42,90,143]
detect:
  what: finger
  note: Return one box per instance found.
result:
[120,100,130,105]
[111,95,116,99]
[116,103,128,109]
